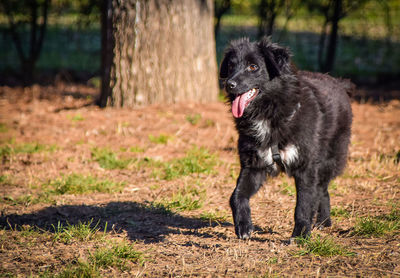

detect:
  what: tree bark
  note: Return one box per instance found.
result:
[100,0,219,108]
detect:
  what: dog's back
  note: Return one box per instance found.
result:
[298,71,353,178]
[299,71,354,98]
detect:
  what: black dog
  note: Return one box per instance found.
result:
[219,37,353,239]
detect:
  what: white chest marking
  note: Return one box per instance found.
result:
[257,148,273,166]
[250,119,270,142]
[258,144,299,168]
[281,144,299,165]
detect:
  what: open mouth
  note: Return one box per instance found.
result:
[231,88,259,118]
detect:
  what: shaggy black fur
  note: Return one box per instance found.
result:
[219,37,353,239]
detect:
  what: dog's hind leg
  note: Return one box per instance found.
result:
[315,178,332,229]
[230,168,266,239]
[292,171,319,238]
[313,125,351,229]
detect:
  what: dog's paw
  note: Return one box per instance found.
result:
[235,222,254,239]
[315,217,332,229]
[291,221,311,238]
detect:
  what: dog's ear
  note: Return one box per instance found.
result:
[258,37,291,79]
[219,50,233,79]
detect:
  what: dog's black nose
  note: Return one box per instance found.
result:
[227,80,237,89]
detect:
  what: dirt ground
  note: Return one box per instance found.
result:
[0,83,399,277]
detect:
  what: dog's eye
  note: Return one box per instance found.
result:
[248,64,259,72]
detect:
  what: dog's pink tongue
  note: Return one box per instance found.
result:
[232,92,249,118]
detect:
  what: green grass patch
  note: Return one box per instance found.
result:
[155,186,206,212]
[382,208,400,222]
[75,139,87,145]
[331,206,351,218]
[85,146,216,180]
[352,217,390,237]
[91,241,144,270]
[0,142,57,159]
[278,181,296,196]
[148,133,173,144]
[5,224,43,239]
[68,114,85,122]
[295,235,355,257]
[186,114,202,125]
[55,259,100,278]
[168,189,205,211]
[330,181,338,191]
[91,147,133,169]
[145,202,174,215]
[352,210,400,237]
[200,211,228,223]
[0,123,8,133]
[2,194,53,206]
[129,146,145,153]
[267,257,279,265]
[13,142,56,153]
[136,157,164,170]
[159,146,218,180]
[0,272,16,278]
[119,147,128,152]
[0,174,9,185]
[4,174,125,206]
[42,174,125,195]
[204,119,216,128]
[52,240,143,277]
[52,219,105,244]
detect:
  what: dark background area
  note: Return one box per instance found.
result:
[0,0,399,97]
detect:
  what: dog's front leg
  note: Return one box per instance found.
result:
[292,172,318,238]
[230,167,266,239]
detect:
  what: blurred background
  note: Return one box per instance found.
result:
[0,0,399,99]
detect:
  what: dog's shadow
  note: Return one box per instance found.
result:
[0,201,235,243]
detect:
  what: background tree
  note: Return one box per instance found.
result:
[51,0,100,28]
[74,0,99,28]
[258,0,285,38]
[0,0,51,85]
[214,0,231,39]
[378,0,393,46]
[276,0,301,41]
[100,0,219,108]
[305,0,369,72]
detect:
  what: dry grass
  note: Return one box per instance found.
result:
[0,84,399,277]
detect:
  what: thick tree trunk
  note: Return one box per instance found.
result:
[100,0,219,108]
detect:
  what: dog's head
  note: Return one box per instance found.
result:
[219,37,292,118]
